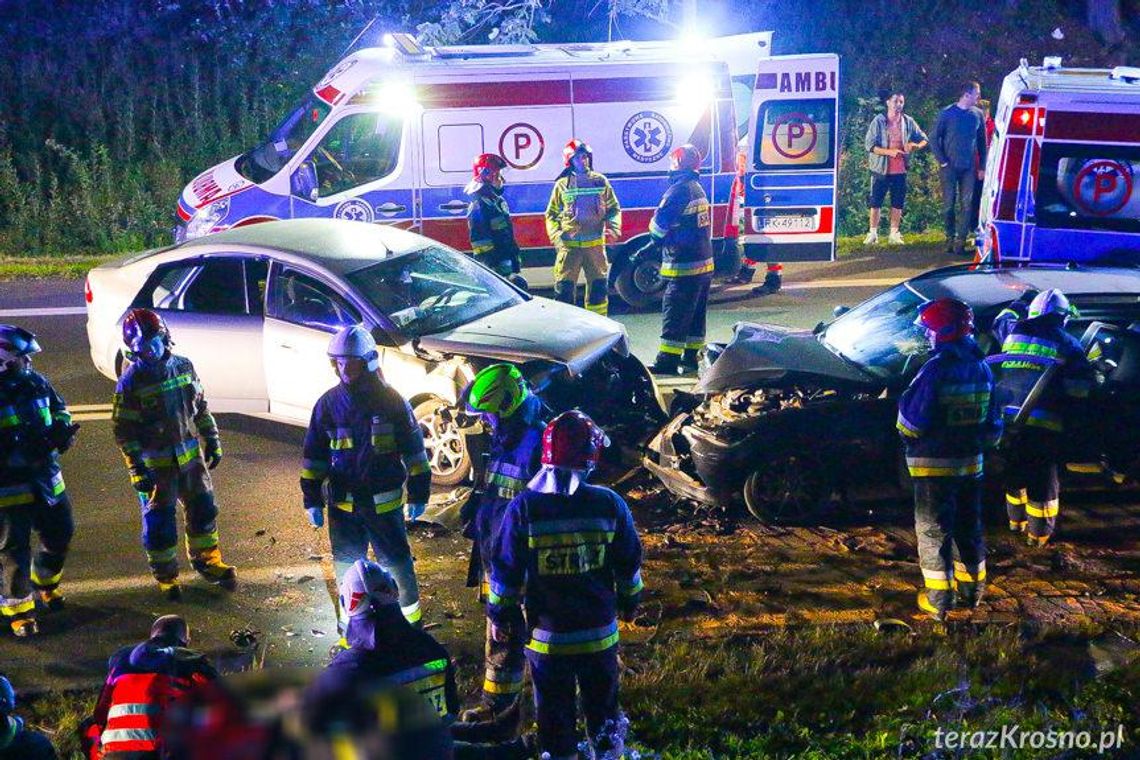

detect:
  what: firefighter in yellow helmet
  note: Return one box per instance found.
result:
[545,139,621,316]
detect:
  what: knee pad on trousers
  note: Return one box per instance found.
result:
[554,281,575,303]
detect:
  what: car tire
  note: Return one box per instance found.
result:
[414,397,472,487]
[742,457,824,524]
[614,248,665,311]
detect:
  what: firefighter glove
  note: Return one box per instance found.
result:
[406,502,426,522]
[132,468,156,495]
[205,437,223,470]
[629,240,659,266]
[306,506,325,529]
[50,422,81,454]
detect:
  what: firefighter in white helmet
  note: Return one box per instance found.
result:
[545,139,621,316]
[0,325,79,638]
[301,325,431,632]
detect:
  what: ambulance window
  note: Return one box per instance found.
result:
[240,97,332,184]
[307,112,402,198]
[1037,144,1140,233]
[753,98,835,170]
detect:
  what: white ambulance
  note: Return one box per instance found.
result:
[174,33,839,306]
[979,57,1140,264]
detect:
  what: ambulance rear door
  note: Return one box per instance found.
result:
[743,53,839,262]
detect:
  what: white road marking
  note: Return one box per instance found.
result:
[0,306,86,317]
[59,562,332,596]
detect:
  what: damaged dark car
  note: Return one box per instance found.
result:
[643,263,1140,521]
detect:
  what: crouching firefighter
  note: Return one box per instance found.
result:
[466,153,527,290]
[638,144,714,375]
[460,364,546,725]
[82,614,217,760]
[112,309,235,599]
[993,288,1094,546]
[305,560,534,759]
[301,325,431,631]
[545,139,621,316]
[898,299,1001,620]
[0,325,78,637]
[488,411,643,759]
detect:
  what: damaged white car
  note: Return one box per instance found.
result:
[87,219,664,485]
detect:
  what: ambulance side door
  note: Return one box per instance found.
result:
[743,54,839,262]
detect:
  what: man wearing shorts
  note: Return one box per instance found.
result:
[864,89,928,245]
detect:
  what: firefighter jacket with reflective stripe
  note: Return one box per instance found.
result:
[0,369,70,508]
[0,716,56,760]
[467,184,521,271]
[648,170,714,278]
[473,393,546,559]
[488,482,643,656]
[995,318,1094,432]
[545,170,621,248]
[301,373,430,514]
[113,353,218,477]
[897,338,1002,478]
[307,607,461,722]
[90,641,216,756]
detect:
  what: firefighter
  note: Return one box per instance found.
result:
[305,560,533,759]
[993,288,1094,546]
[112,309,235,600]
[301,325,431,630]
[897,299,1001,620]
[82,615,217,760]
[637,144,714,375]
[545,139,621,316]
[466,153,527,289]
[0,325,78,637]
[459,364,546,724]
[0,675,57,759]
[488,411,643,759]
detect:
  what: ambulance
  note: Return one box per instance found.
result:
[978,57,1140,265]
[174,33,839,306]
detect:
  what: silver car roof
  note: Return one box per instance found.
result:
[176,219,432,275]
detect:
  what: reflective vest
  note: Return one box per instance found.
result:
[545,170,621,248]
[897,338,1002,478]
[648,170,714,278]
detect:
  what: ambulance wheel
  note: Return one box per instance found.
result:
[742,456,823,524]
[414,397,471,487]
[615,252,665,311]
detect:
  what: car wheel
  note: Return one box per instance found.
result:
[614,254,665,311]
[742,457,824,524]
[414,397,472,487]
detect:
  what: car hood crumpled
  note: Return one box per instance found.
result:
[695,321,875,394]
[418,297,629,376]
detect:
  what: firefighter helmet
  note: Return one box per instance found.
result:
[1028,288,1074,321]
[915,298,974,344]
[339,559,400,619]
[541,410,610,470]
[122,308,171,362]
[563,139,593,168]
[468,363,529,419]
[0,676,13,716]
[473,153,507,182]
[327,325,380,372]
[669,144,702,172]
[0,324,41,373]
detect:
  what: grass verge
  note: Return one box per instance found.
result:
[0,255,119,279]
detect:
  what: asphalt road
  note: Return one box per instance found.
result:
[0,267,905,690]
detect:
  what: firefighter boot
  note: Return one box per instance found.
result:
[36,588,66,612]
[190,547,237,590]
[679,349,701,375]
[11,617,38,638]
[752,271,782,296]
[730,264,756,284]
[649,353,681,375]
[916,591,947,622]
[157,580,182,601]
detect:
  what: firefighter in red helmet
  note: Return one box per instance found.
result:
[639,144,714,375]
[466,153,527,289]
[545,139,622,316]
[112,308,236,599]
[897,298,1001,620]
[487,410,642,759]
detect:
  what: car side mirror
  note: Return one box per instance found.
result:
[370,327,400,348]
[833,305,850,318]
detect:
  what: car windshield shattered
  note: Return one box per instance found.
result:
[237,96,332,183]
[819,284,932,379]
[347,245,526,339]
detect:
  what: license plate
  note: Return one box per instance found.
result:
[755,214,815,232]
